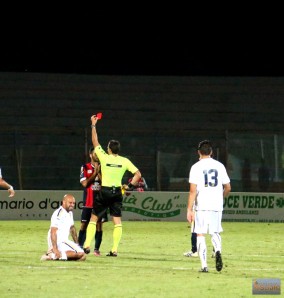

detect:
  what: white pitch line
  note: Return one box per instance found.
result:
[28,265,97,269]
[25,265,122,270]
[173,267,284,271]
[227,254,284,258]
[235,268,284,271]
[0,264,121,270]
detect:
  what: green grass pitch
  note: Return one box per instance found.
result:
[0,221,282,298]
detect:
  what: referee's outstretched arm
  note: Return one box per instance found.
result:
[90,115,100,148]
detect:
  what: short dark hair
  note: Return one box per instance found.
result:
[197,140,212,155]
[89,146,94,154]
[108,140,120,154]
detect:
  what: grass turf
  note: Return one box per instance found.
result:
[0,221,282,298]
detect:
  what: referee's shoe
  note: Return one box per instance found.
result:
[83,247,90,254]
[106,251,117,257]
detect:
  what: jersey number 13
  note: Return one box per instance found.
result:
[203,169,218,187]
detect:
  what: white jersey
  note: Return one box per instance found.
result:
[0,168,2,178]
[47,206,74,246]
[189,157,230,211]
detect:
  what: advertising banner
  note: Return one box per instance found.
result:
[223,192,284,223]
[0,190,283,222]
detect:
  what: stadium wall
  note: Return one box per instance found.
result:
[0,72,284,192]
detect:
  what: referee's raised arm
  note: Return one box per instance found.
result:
[90,114,100,148]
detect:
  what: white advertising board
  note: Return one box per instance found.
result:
[0,191,283,223]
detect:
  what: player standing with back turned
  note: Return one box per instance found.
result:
[187,140,231,272]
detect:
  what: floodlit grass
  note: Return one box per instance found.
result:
[0,221,282,298]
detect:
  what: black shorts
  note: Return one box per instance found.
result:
[93,186,123,218]
[81,207,108,223]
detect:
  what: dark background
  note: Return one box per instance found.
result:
[2,44,283,77]
[2,3,283,77]
[1,25,284,77]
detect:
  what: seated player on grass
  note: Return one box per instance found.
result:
[40,194,86,261]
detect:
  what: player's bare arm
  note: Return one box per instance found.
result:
[0,178,15,197]
[97,164,102,181]
[81,168,99,188]
[70,225,78,243]
[187,183,197,223]
[223,183,231,198]
[50,227,61,259]
[123,170,142,190]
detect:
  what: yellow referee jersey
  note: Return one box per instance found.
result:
[95,145,138,187]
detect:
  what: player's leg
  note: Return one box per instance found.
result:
[105,215,121,256]
[94,222,103,255]
[184,221,198,257]
[191,212,198,254]
[191,231,198,254]
[209,211,223,271]
[66,251,86,261]
[94,209,108,255]
[195,211,208,272]
[40,237,55,261]
[211,232,221,254]
[40,247,53,261]
[62,241,86,261]
[85,189,109,253]
[83,213,98,253]
[78,221,88,247]
[84,191,107,253]
[197,233,207,271]
[78,208,92,248]
[107,194,123,256]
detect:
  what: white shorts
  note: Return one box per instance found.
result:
[48,240,84,260]
[194,210,223,234]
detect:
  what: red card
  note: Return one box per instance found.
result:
[96,112,102,119]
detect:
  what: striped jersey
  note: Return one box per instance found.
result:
[80,162,101,208]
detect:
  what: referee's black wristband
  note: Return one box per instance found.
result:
[127,182,134,189]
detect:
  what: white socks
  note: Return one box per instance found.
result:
[211,232,222,252]
[197,235,207,268]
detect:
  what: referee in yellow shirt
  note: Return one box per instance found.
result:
[84,114,141,256]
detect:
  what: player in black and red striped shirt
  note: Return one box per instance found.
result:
[78,146,108,256]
